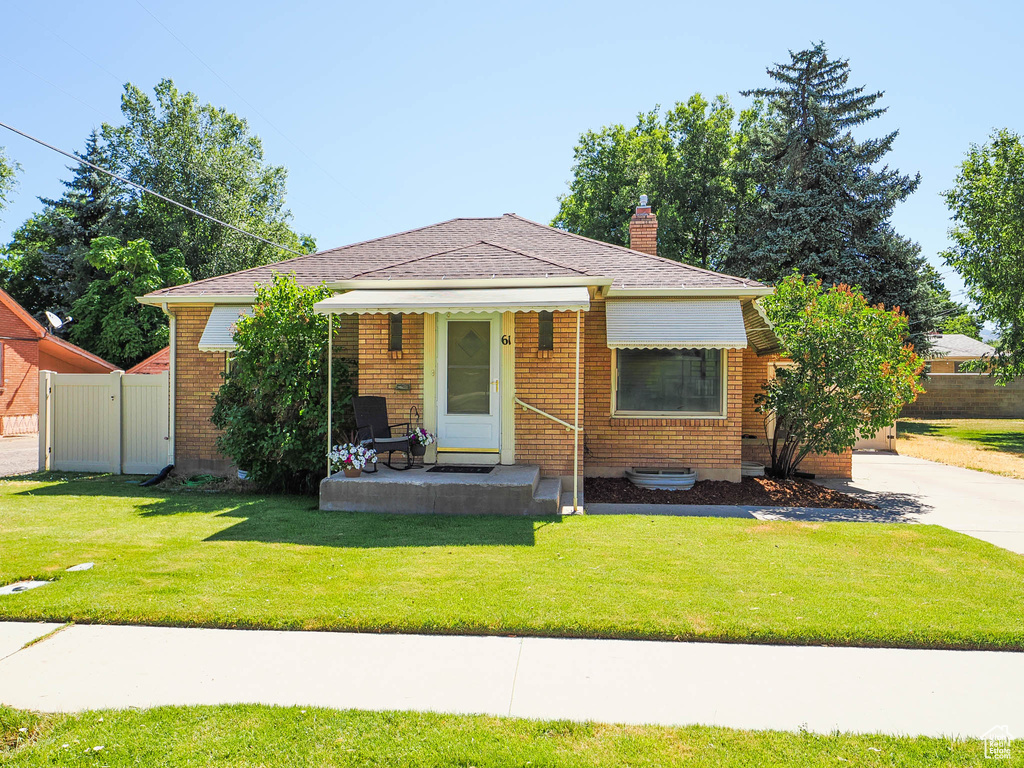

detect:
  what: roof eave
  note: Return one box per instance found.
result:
[327,276,612,290]
[606,286,773,298]
[137,293,256,306]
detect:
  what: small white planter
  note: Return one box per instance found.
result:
[625,467,697,491]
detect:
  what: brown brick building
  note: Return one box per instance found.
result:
[140,203,852,500]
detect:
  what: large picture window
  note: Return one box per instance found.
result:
[615,348,724,415]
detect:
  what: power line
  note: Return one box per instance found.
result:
[133,0,360,204]
[0,119,303,257]
[24,13,124,87]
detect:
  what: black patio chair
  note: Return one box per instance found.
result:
[352,396,413,471]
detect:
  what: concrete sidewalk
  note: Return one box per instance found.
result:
[818,452,1024,554]
[1,621,1021,738]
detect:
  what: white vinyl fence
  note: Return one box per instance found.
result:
[38,370,170,474]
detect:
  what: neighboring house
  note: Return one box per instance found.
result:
[126,346,170,375]
[903,333,1024,419]
[138,201,852,483]
[0,288,118,436]
[923,333,995,373]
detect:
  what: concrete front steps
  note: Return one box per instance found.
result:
[319,464,562,516]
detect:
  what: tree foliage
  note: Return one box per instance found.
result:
[211,274,355,494]
[68,237,190,369]
[0,146,18,220]
[101,79,315,280]
[942,129,1024,381]
[1,80,314,363]
[756,274,923,478]
[728,43,931,344]
[553,94,746,270]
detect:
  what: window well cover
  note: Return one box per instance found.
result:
[198,305,252,351]
[605,298,747,349]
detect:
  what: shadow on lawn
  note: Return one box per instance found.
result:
[200,504,551,548]
[15,477,550,547]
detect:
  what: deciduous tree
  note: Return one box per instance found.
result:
[69,237,190,368]
[554,95,745,270]
[942,129,1024,381]
[756,274,923,478]
[102,79,315,279]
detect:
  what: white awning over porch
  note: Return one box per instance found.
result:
[198,305,252,351]
[313,286,591,315]
[605,297,748,349]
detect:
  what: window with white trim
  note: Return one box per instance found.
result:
[615,348,724,415]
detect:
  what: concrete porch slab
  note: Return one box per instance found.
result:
[320,464,559,516]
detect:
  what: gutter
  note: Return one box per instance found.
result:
[160,302,176,466]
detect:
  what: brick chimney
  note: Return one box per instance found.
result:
[628,194,657,257]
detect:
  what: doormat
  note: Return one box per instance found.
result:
[427,466,494,474]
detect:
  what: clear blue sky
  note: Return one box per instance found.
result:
[2,0,1021,302]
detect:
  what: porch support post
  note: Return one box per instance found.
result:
[573,308,581,512]
[327,312,333,477]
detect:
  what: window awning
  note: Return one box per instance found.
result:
[198,305,252,351]
[313,286,591,315]
[605,298,748,349]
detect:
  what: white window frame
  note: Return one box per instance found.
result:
[610,348,729,419]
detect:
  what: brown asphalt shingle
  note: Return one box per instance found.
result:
[145,214,766,298]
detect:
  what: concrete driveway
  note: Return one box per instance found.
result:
[0,435,37,478]
[818,451,1024,554]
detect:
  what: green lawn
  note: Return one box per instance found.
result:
[1,473,1024,650]
[899,418,1024,455]
[897,418,1024,478]
[1,705,1013,767]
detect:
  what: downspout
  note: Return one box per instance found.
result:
[161,303,175,466]
[573,309,581,512]
[327,312,333,477]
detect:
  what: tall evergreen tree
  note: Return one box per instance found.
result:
[727,43,931,344]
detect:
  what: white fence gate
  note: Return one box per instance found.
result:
[38,370,170,474]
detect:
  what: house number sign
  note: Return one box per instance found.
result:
[501,335,512,345]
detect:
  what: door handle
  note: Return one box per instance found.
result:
[492,379,499,392]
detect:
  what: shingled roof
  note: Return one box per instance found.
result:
[144,214,767,299]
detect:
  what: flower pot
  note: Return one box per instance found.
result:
[343,467,361,478]
[237,469,249,481]
[410,443,426,457]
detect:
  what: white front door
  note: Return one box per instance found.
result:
[436,313,501,454]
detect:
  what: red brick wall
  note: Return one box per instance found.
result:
[356,314,424,431]
[583,298,743,481]
[514,310,583,477]
[0,301,41,435]
[628,209,658,256]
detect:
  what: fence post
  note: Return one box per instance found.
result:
[38,371,51,471]
[109,370,123,474]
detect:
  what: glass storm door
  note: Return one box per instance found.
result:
[436,314,501,452]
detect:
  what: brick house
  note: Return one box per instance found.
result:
[138,201,852,505]
[0,288,117,436]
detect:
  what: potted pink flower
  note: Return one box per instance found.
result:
[407,427,435,457]
[328,443,377,478]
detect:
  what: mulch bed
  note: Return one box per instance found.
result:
[584,476,875,509]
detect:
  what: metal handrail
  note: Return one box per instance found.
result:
[514,397,582,433]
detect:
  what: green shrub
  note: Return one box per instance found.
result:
[212,274,355,493]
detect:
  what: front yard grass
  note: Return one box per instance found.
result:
[1,473,1023,650]
[0,704,1011,767]
[897,418,1024,479]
